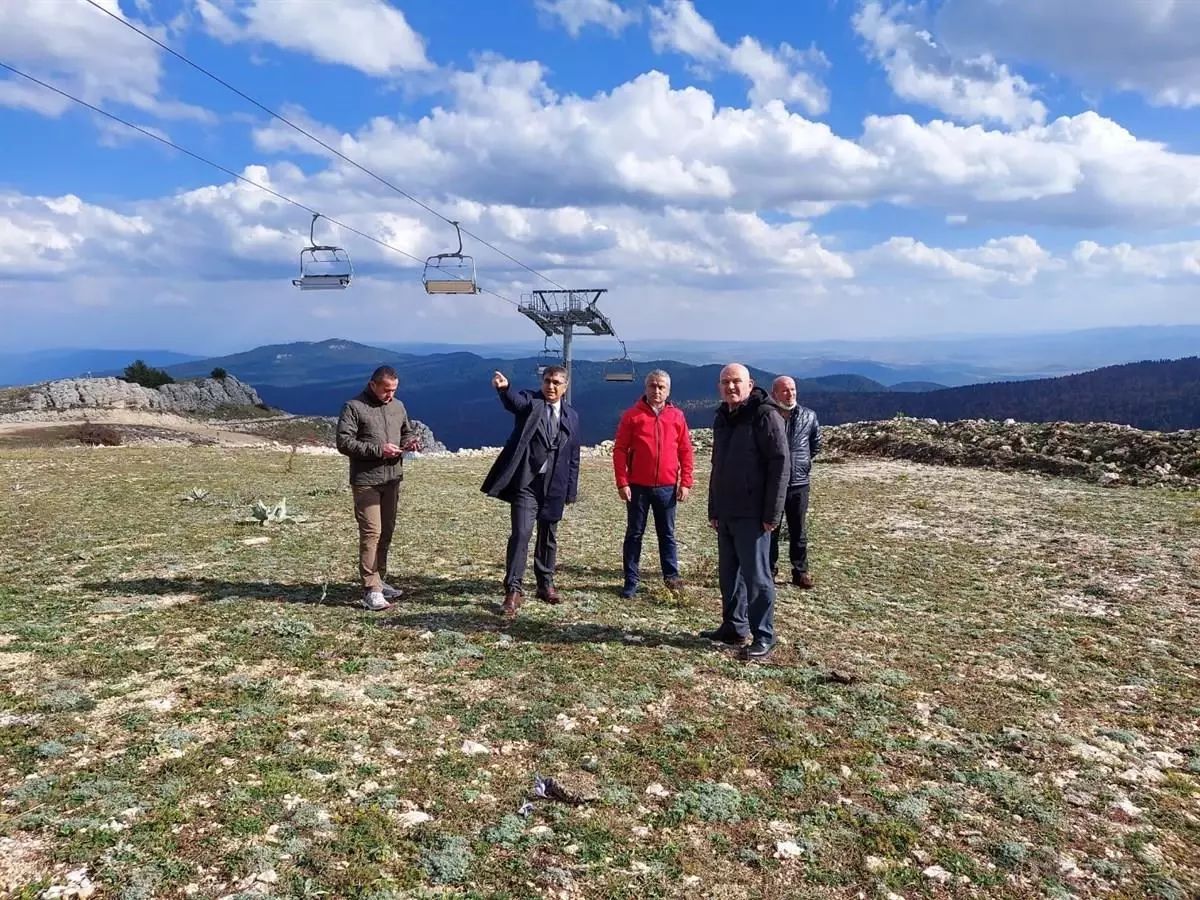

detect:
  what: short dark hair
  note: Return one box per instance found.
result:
[542,365,568,382]
[370,365,398,383]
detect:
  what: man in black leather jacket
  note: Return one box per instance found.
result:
[770,376,821,588]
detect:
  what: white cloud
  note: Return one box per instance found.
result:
[936,0,1200,109]
[859,234,1057,285]
[536,0,639,37]
[853,1,1045,128]
[194,0,432,76]
[649,0,830,115]
[250,57,1200,230]
[0,0,210,121]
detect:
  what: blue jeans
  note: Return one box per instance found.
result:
[622,485,679,592]
[717,517,776,644]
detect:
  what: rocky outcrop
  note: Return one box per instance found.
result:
[815,417,1200,489]
[0,375,264,420]
[407,419,447,455]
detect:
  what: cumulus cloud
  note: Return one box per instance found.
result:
[0,0,210,121]
[250,56,1200,230]
[194,0,432,75]
[649,0,830,115]
[853,1,1046,128]
[936,0,1200,109]
[536,0,639,37]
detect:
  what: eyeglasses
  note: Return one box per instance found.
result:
[543,378,566,387]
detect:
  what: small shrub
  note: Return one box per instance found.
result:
[74,423,122,446]
[420,834,473,884]
[211,367,228,380]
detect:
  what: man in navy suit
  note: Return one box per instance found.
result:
[481,365,581,618]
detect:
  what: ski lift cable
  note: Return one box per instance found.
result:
[0,59,523,310]
[79,0,569,293]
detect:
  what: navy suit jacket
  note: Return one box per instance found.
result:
[481,385,581,522]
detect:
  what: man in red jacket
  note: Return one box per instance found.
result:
[612,369,695,598]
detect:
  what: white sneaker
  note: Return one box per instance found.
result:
[362,590,391,611]
[379,581,404,600]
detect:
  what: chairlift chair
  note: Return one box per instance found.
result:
[293,213,352,290]
[535,348,561,377]
[422,221,480,294]
[603,343,636,383]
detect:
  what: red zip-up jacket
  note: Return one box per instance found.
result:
[613,398,695,490]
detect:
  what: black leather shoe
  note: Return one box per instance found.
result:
[740,639,775,661]
[700,627,751,647]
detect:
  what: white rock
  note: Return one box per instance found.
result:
[774,840,804,859]
[923,865,951,883]
[396,810,432,827]
[865,855,888,872]
[460,740,490,756]
[645,782,670,798]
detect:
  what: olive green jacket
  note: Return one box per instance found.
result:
[335,389,416,486]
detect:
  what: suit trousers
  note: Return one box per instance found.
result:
[504,473,558,594]
[352,480,400,590]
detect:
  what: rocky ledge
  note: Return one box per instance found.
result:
[816,417,1200,489]
[0,375,264,420]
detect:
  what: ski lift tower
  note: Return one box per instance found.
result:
[517,289,615,404]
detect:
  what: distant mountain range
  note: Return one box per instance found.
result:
[159,339,1200,450]
[3,332,1197,451]
[0,348,203,387]
[4,323,1197,389]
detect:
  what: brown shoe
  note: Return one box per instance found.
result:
[794,573,814,589]
[536,586,561,604]
[502,590,522,618]
[665,577,685,592]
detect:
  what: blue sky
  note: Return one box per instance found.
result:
[3,0,1200,355]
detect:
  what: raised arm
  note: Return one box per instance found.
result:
[492,370,533,416]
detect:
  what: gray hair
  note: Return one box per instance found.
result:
[644,369,671,384]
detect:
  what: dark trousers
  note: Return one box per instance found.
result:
[622,485,679,590]
[770,484,810,579]
[717,517,776,644]
[504,475,558,594]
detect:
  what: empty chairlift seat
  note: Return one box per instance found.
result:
[293,214,352,290]
[422,221,480,294]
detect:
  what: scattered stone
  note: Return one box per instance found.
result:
[397,811,432,827]
[645,782,670,798]
[923,864,951,883]
[774,840,805,859]
[460,739,491,756]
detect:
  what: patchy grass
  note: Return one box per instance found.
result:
[0,444,1197,898]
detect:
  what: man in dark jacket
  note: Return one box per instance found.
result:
[481,365,581,618]
[703,363,790,660]
[335,365,419,611]
[769,376,821,588]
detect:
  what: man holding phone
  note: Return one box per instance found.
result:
[335,365,421,610]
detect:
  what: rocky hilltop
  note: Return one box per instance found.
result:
[0,375,263,420]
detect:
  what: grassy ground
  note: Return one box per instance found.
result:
[0,446,1197,899]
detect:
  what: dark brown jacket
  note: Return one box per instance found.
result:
[335,388,415,486]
